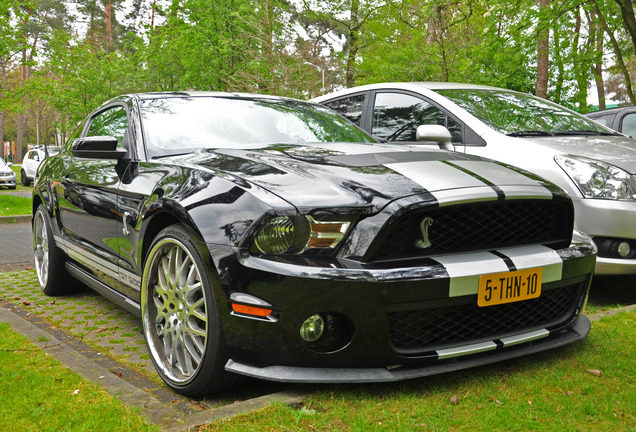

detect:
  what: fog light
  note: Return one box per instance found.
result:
[300,314,325,342]
[618,241,631,258]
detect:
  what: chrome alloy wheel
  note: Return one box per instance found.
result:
[33,208,50,288]
[142,237,208,385]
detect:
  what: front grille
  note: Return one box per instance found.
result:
[388,280,585,354]
[370,200,572,261]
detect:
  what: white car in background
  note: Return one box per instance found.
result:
[313,82,636,275]
[21,146,61,186]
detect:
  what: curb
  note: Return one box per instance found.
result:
[587,303,636,321]
[0,214,30,225]
[0,304,308,431]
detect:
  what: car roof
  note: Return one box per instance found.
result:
[97,91,314,112]
[587,106,636,117]
[122,91,297,103]
[311,82,522,103]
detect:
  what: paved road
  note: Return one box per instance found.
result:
[0,221,33,271]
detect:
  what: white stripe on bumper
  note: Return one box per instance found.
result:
[432,245,564,297]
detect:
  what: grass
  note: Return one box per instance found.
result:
[0,322,160,432]
[0,194,32,216]
[204,311,635,432]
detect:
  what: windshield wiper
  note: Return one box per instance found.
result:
[506,130,554,137]
[553,130,622,137]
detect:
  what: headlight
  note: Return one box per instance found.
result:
[555,155,636,200]
[252,215,352,255]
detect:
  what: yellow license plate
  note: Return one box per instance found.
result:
[478,267,542,307]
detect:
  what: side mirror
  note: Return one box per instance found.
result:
[6,162,13,167]
[72,136,127,159]
[416,125,454,151]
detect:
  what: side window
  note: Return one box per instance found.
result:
[588,114,614,128]
[323,95,365,126]
[621,113,636,138]
[33,152,40,162]
[86,106,129,148]
[372,92,462,143]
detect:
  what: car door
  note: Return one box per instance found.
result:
[617,111,636,138]
[58,104,129,288]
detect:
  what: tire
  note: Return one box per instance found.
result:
[33,204,77,295]
[141,224,238,396]
[21,170,31,187]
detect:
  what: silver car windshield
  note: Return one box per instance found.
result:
[140,96,374,157]
[436,89,614,136]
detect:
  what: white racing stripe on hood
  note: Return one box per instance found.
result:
[432,245,564,298]
[497,245,564,283]
[451,161,545,187]
[384,160,498,196]
[429,187,500,206]
[498,185,554,199]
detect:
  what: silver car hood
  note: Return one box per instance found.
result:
[496,134,636,174]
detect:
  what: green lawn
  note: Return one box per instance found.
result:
[0,194,31,216]
[0,322,160,432]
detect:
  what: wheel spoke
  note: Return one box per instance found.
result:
[143,235,209,386]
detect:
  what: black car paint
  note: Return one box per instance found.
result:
[33,93,595,385]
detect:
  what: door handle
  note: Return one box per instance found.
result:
[122,212,131,236]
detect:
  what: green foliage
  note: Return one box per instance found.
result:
[1,0,636,145]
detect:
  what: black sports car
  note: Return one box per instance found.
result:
[32,92,596,397]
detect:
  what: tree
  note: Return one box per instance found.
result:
[301,0,386,88]
[536,0,550,99]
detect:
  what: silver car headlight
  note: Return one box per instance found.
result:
[555,154,636,200]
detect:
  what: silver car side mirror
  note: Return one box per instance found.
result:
[416,125,453,151]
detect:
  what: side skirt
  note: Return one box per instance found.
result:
[66,262,141,317]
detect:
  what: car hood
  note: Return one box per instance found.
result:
[508,134,636,173]
[171,142,561,213]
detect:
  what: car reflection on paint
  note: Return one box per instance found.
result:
[33,92,596,397]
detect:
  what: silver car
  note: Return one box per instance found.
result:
[313,82,636,275]
[0,158,16,189]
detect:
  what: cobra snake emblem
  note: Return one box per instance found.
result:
[415,217,434,249]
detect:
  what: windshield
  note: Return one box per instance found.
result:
[435,89,613,136]
[140,96,374,157]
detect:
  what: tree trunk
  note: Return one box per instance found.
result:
[614,0,636,54]
[106,0,112,51]
[0,61,5,152]
[590,12,606,110]
[345,0,360,88]
[15,55,31,163]
[597,1,636,104]
[535,0,550,99]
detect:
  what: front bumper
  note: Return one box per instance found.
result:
[0,173,16,187]
[573,197,636,274]
[226,315,590,383]
[214,236,596,383]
